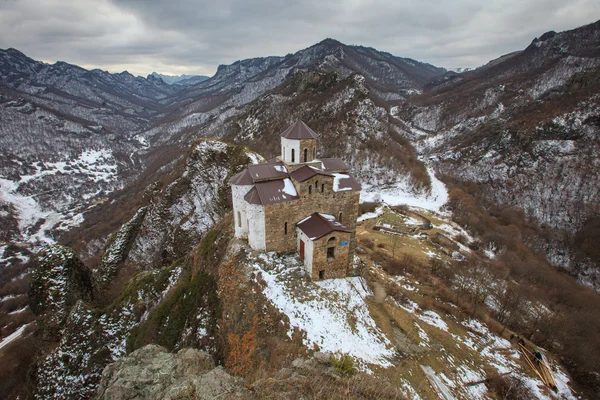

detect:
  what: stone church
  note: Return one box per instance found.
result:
[230,120,361,280]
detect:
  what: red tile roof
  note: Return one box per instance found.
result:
[247,163,288,182]
[229,169,253,185]
[289,165,333,182]
[320,158,350,172]
[297,212,352,240]
[230,162,288,185]
[279,120,319,139]
[332,173,361,192]
[243,178,299,205]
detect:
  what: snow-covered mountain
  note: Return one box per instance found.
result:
[148,72,210,86]
[2,23,600,398]
[393,20,600,287]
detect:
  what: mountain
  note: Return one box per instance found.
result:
[393,20,600,287]
[148,72,210,86]
[2,24,600,398]
[0,40,446,251]
[0,48,195,244]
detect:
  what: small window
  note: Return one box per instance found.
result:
[304,148,308,162]
[327,237,336,260]
[284,222,288,235]
[315,180,318,189]
[327,246,335,260]
[237,211,241,227]
[309,186,312,194]
[319,270,325,280]
[321,184,325,193]
[338,212,342,223]
[313,147,316,159]
[291,149,295,163]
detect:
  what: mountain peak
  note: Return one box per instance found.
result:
[316,38,345,47]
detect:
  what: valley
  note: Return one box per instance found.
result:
[1,19,600,400]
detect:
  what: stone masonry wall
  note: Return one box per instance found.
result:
[263,175,360,274]
[310,231,351,280]
[299,138,318,162]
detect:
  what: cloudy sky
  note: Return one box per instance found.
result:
[0,0,598,77]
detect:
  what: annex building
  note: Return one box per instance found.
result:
[230,120,361,280]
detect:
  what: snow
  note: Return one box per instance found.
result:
[247,151,264,165]
[0,322,32,350]
[18,149,118,185]
[357,205,385,222]
[8,306,28,315]
[281,178,298,197]
[0,177,63,244]
[332,173,353,192]
[318,213,335,221]
[251,253,395,368]
[414,322,430,345]
[360,166,449,213]
[421,365,458,400]
[419,310,449,331]
[273,164,287,172]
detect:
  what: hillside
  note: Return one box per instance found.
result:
[1,20,600,399]
[392,20,600,289]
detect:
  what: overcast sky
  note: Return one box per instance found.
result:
[0,0,598,77]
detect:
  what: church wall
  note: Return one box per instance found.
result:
[262,185,360,258]
[311,231,352,280]
[299,138,318,162]
[297,228,314,276]
[247,203,266,250]
[232,184,253,239]
[281,137,301,164]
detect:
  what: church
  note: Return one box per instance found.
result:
[230,120,361,280]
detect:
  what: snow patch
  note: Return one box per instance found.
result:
[251,253,395,368]
[361,166,448,213]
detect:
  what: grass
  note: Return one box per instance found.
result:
[352,206,547,398]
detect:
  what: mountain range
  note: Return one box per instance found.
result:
[1,20,600,399]
[148,72,210,86]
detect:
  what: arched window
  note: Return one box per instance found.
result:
[338,212,342,223]
[284,222,288,235]
[303,148,308,162]
[327,237,336,260]
[321,183,325,193]
[315,180,318,190]
[237,211,241,227]
[291,149,295,163]
[313,147,316,159]
[309,186,312,194]
[282,146,285,158]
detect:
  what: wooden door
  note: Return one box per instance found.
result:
[299,240,305,260]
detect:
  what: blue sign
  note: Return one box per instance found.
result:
[340,241,348,246]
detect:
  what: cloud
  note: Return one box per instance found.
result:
[0,0,598,76]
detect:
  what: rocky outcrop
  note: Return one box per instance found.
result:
[28,244,94,339]
[95,345,248,400]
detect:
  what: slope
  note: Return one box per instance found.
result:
[393,19,600,289]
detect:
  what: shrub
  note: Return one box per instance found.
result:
[359,202,378,215]
[330,353,356,377]
[487,373,533,399]
[360,238,374,249]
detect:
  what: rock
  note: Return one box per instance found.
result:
[313,351,331,364]
[95,345,249,400]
